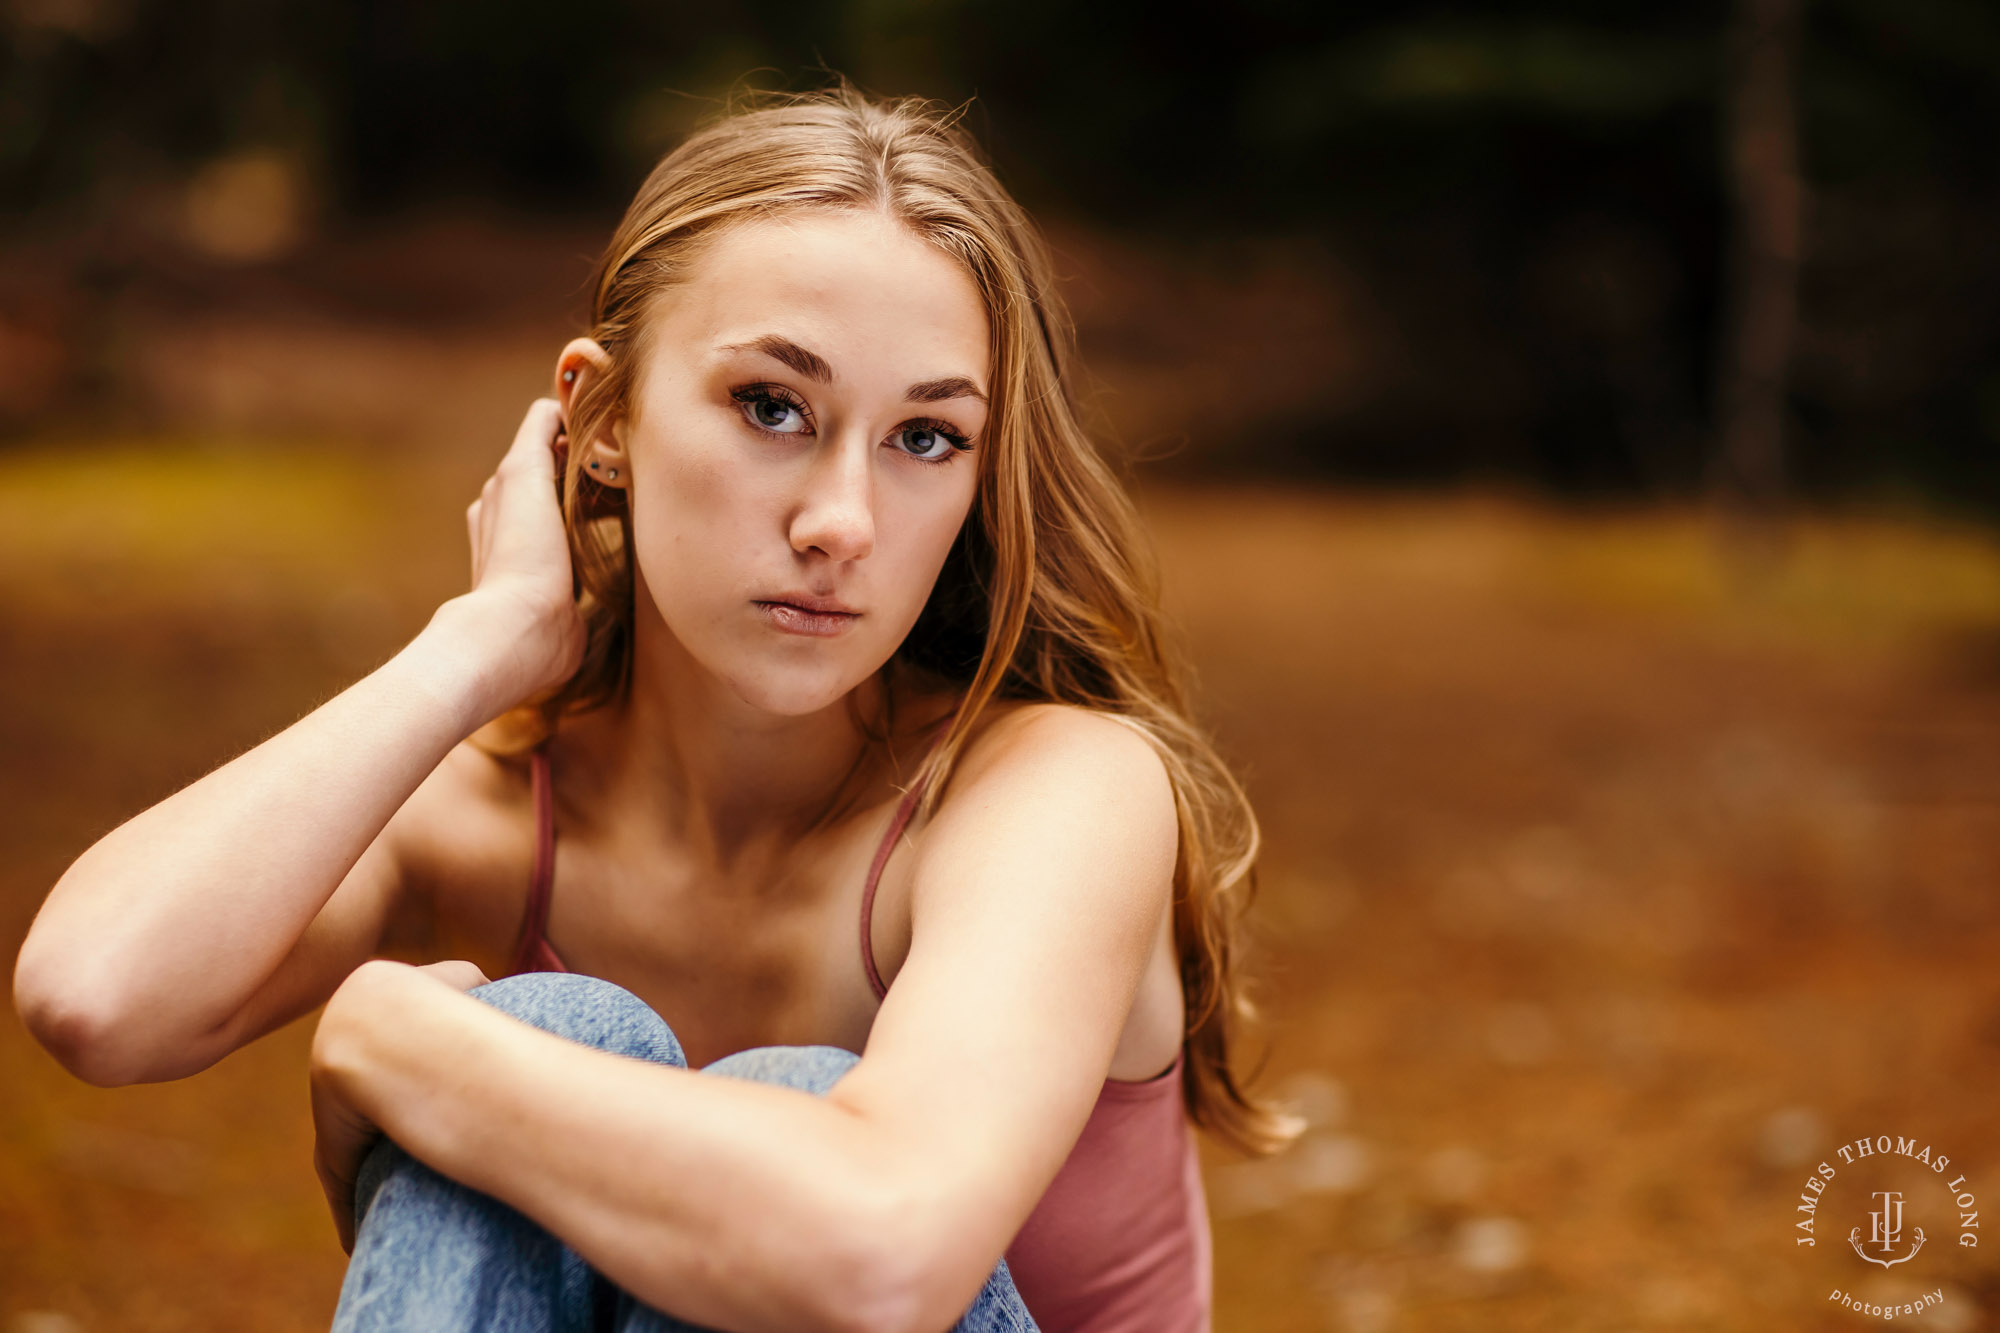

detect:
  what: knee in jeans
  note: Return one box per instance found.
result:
[702,1043,860,1097]
[468,973,685,1067]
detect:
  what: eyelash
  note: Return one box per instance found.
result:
[728,384,973,464]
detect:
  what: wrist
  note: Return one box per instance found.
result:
[314,960,439,1103]
[408,594,560,731]
[312,961,398,1093]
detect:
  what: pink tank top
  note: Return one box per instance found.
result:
[506,737,1212,1333]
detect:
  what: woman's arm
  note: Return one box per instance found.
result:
[308,704,1177,1333]
[12,401,583,1087]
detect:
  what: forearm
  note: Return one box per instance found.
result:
[320,965,923,1333]
[14,597,517,1066]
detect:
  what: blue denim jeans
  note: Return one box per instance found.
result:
[329,972,1038,1332]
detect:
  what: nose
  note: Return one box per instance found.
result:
[788,430,876,564]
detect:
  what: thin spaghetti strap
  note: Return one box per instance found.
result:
[859,782,925,1000]
[508,745,558,976]
[858,716,955,1001]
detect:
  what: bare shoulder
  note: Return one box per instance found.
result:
[948,700,1175,812]
[919,701,1180,895]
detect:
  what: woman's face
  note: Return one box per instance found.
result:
[609,209,990,717]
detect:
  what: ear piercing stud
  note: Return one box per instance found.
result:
[562,369,576,383]
[589,460,600,471]
[608,468,619,480]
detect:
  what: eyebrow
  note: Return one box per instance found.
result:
[721,334,833,385]
[718,333,988,405]
[906,374,988,406]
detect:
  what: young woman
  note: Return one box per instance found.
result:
[13,83,1298,1333]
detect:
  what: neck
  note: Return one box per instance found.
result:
[558,600,927,870]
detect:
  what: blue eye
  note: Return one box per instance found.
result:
[731,384,970,463]
[732,386,812,435]
[892,421,971,463]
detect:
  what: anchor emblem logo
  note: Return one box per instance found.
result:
[1849,1190,1926,1269]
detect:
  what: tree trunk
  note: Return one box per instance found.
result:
[1714,0,1804,563]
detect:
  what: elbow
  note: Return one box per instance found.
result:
[821,1253,929,1333]
[827,1187,991,1333]
[14,941,154,1087]
[15,978,135,1087]
[829,1267,925,1333]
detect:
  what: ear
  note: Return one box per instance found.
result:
[555,337,630,488]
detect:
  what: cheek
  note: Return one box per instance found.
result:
[627,428,760,613]
[880,485,977,625]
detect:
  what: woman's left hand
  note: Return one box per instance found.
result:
[310,960,493,1254]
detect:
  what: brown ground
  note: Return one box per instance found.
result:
[2,221,1998,1332]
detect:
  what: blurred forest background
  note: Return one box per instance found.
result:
[3,1,2000,1331]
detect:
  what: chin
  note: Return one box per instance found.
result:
[721,652,878,718]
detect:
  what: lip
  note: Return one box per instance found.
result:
[755,594,861,637]
[760,591,859,615]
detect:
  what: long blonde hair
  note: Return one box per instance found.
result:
[499,78,1300,1157]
